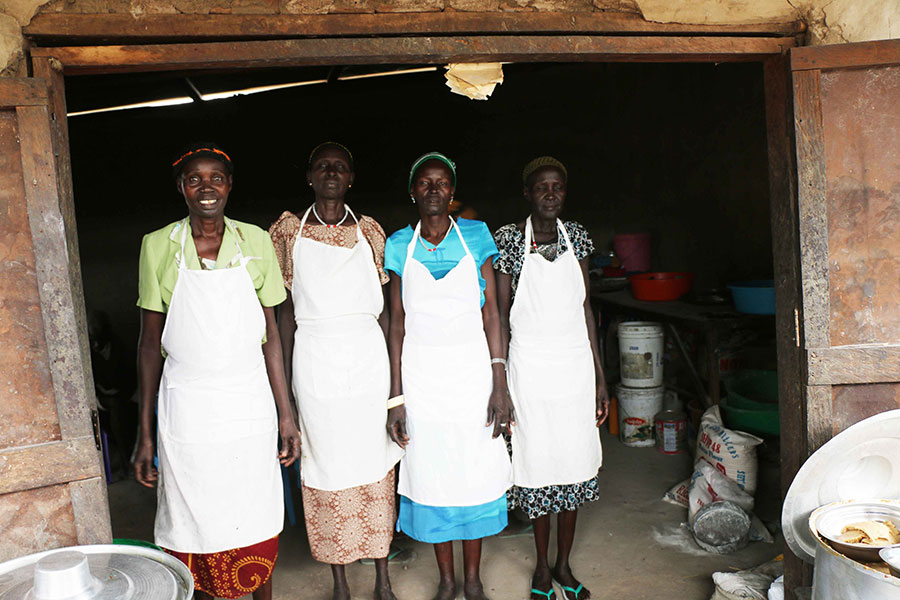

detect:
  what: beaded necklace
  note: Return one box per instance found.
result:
[419,219,453,252]
[312,205,349,228]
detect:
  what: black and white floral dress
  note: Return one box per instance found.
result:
[493,220,599,519]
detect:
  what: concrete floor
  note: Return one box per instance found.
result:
[108,429,782,600]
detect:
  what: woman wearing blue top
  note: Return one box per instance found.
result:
[385,152,513,600]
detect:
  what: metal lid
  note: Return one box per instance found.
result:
[782,409,900,563]
[0,545,192,600]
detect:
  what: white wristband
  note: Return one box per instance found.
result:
[387,395,405,410]
[491,357,507,367]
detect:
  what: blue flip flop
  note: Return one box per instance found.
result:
[531,586,557,599]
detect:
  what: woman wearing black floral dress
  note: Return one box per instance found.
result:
[494,157,609,600]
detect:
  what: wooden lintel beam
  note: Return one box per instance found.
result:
[808,345,900,385]
[0,437,102,495]
[31,35,796,75]
[24,12,804,43]
[0,78,48,107]
[792,38,900,71]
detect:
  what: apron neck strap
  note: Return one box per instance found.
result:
[178,217,246,270]
[298,206,313,237]
[409,217,470,260]
[177,218,190,270]
[299,204,360,239]
[524,216,573,257]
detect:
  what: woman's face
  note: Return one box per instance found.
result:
[524,166,566,220]
[411,160,455,218]
[308,147,354,201]
[177,157,232,219]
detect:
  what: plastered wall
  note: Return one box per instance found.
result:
[0,0,899,76]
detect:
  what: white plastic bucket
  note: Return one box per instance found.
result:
[617,384,664,447]
[618,321,664,388]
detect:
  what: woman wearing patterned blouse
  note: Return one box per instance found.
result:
[269,142,403,600]
[494,156,609,600]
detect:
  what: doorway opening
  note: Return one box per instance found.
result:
[66,59,785,598]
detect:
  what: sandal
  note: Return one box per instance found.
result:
[531,586,557,599]
[553,581,587,600]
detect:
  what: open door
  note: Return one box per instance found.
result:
[0,76,111,560]
[785,38,900,594]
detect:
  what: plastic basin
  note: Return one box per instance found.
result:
[723,369,779,407]
[628,272,695,301]
[719,396,780,437]
[728,280,775,314]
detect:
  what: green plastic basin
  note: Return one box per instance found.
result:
[719,396,780,437]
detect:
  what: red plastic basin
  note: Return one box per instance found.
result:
[628,272,695,301]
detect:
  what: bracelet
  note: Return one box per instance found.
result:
[387,395,405,409]
[490,357,507,367]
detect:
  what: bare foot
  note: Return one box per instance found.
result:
[432,579,456,600]
[531,567,554,599]
[374,582,397,600]
[333,583,351,600]
[551,566,590,600]
[462,579,489,600]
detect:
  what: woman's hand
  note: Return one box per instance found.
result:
[133,438,158,488]
[487,384,515,439]
[278,418,301,466]
[387,405,409,448]
[595,382,610,426]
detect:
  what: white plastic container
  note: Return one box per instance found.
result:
[618,321,664,388]
[616,384,664,447]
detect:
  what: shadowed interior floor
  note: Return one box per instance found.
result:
[108,428,782,600]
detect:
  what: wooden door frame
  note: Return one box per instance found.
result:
[0,76,110,548]
[24,13,803,580]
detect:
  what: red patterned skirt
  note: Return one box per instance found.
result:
[164,536,279,599]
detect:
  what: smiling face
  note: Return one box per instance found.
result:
[307,146,354,201]
[411,159,455,218]
[177,157,232,219]
[524,166,567,220]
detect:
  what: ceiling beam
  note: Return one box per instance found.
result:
[24,12,804,44]
[31,35,797,76]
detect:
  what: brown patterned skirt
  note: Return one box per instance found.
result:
[164,536,278,599]
[301,469,395,565]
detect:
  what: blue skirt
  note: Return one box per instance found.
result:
[398,495,508,544]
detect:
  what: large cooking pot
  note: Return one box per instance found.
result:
[0,544,193,600]
[782,410,900,600]
[808,501,900,599]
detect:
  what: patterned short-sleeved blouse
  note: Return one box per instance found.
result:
[269,210,390,290]
[493,220,594,302]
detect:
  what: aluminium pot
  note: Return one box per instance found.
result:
[782,410,900,600]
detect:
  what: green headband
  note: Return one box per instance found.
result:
[409,152,456,192]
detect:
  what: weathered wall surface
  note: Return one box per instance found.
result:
[0,0,898,75]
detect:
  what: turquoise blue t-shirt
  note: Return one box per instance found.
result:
[384,218,499,307]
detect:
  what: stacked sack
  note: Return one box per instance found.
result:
[664,405,772,553]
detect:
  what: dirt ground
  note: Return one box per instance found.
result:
[107,428,782,600]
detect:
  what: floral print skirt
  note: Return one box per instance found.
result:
[301,469,395,565]
[507,474,600,520]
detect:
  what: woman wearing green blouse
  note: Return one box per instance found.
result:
[134,142,300,600]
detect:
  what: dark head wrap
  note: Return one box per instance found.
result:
[172,142,233,180]
[522,156,567,187]
[409,151,456,192]
[308,141,355,171]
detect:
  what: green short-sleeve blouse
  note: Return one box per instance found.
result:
[137,217,287,314]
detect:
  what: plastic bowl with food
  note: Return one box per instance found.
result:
[880,546,900,578]
[816,501,900,562]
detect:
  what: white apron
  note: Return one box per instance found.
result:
[291,206,403,491]
[508,217,603,489]
[155,219,283,554]
[398,219,512,507]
